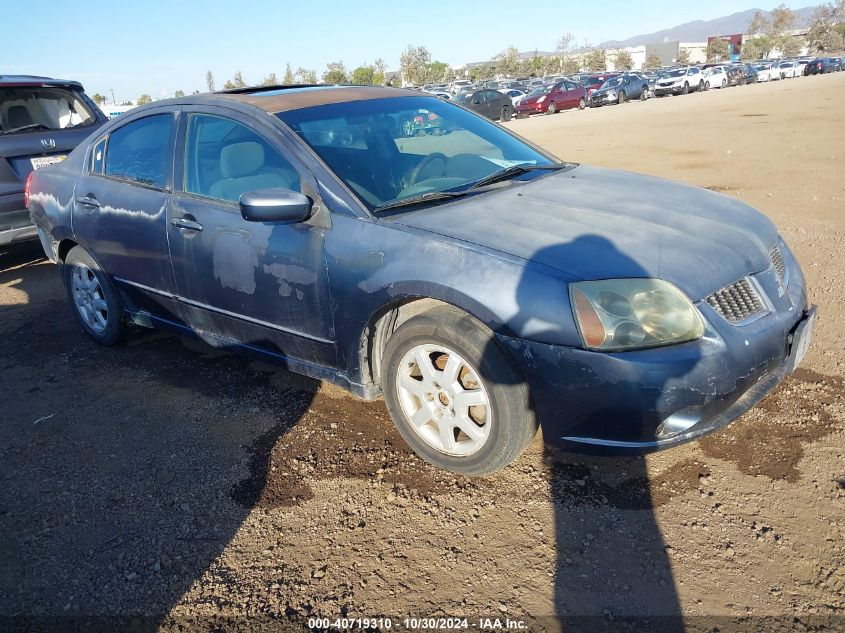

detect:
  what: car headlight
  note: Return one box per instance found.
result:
[537,95,547,103]
[606,90,616,100]
[570,279,704,351]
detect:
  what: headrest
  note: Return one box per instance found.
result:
[8,105,33,129]
[220,142,264,179]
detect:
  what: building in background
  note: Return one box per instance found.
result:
[708,34,744,62]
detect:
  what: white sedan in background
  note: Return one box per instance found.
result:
[498,88,527,107]
[778,61,800,79]
[703,66,729,89]
[754,62,780,81]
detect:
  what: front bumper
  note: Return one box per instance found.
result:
[590,94,611,106]
[499,258,812,454]
[654,85,682,96]
[0,192,37,246]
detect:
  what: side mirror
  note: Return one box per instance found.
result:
[239,188,312,223]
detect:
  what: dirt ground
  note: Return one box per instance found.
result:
[1,74,844,632]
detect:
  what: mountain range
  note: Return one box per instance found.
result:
[598,5,818,48]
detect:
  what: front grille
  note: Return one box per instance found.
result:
[706,278,767,323]
[770,244,786,283]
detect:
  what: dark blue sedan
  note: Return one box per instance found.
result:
[27,85,815,475]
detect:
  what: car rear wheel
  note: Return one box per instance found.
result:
[546,101,557,114]
[63,246,125,346]
[500,105,512,122]
[578,97,586,109]
[617,91,626,104]
[721,78,727,88]
[381,306,537,476]
[698,80,704,91]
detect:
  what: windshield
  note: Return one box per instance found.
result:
[601,77,623,89]
[278,96,554,212]
[0,86,97,134]
[666,69,686,78]
[582,76,605,87]
[527,84,552,96]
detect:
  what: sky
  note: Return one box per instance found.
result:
[2,0,811,102]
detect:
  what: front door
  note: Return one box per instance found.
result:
[72,110,181,320]
[166,108,336,366]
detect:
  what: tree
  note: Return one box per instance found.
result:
[91,93,106,105]
[232,70,247,88]
[261,72,278,86]
[562,56,581,75]
[373,59,387,85]
[295,68,317,84]
[400,44,431,86]
[137,94,152,105]
[807,2,845,52]
[542,55,562,76]
[584,49,607,71]
[323,61,348,84]
[425,60,451,83]
[350,64,376,85]
[614,49,634,70]
[676,48,691,65]
[645,52,663,69]
[556,32,575,55]
[492,46,521,77]
[706,38,730,62]
[205,70,215,92]
[174,89,185,98]
[283,63,294,84]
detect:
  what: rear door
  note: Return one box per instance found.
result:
[72,109,181,319]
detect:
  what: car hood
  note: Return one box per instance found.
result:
[392,165,777,301]
[591,86,617,96]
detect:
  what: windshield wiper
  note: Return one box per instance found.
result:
[465,163,568,190]
[374,190,471,212]
[1,123,49,135]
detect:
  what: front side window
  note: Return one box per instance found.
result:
[278,96,553,211]
[183,113,300,204]
[104,114,173,188]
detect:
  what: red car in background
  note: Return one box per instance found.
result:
[515,80,588,116]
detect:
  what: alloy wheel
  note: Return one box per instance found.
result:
[71,263,108,333]
[395,344,492,457]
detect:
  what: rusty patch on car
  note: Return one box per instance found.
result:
[698,369,844,482]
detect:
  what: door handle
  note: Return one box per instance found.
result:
[76,195,100,209]
[170,216,203,232]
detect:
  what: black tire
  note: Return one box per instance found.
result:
[500,105,512,122]
[721,78,727,88]
[640,87,647,100]
[63,246,125,346]
[546,101,557,114]
[681,82,689,95]
[381,305,537,476]
[617,90,626,104]
[698,80,704,92]
[578,97,586,110]
[704,80,710,91]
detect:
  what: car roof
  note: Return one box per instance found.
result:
[215,84,421,113]
[0,74,83,89]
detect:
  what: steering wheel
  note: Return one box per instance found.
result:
[406,152,448,188]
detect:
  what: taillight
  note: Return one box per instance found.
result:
[24,172,34,208]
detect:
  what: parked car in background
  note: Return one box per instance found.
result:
[804,58,828,75]
[1,75,107,246]
[726,65,748,86]
[830,57,843,71]
[516,80,588,115]
[742,64,760,84]
[753,62,780,82]
[498,88,527,107]
[27,85,815,475]
[451,89,513,121]
[448,80,473,94]
[589,73,649,106]
[580,73,620,97]
[654,67,704,95]
[703,66,729,89]
[778,61,800,79]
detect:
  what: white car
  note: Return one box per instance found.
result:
[703,66,729,89]
[778,61,800,79]
[794,60,810,76]
[498,88,527,106]
[754,63,780,82]
[654,66,705,96]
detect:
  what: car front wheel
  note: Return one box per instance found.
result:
[681,82,689,94]
[381,306,537,476]
[617,90,626,104]
[63,246,125,346]
[546,101,557,114]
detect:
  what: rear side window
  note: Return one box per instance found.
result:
[104,114,173,188]
[0,87,97,134]
[91,136,106,174]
